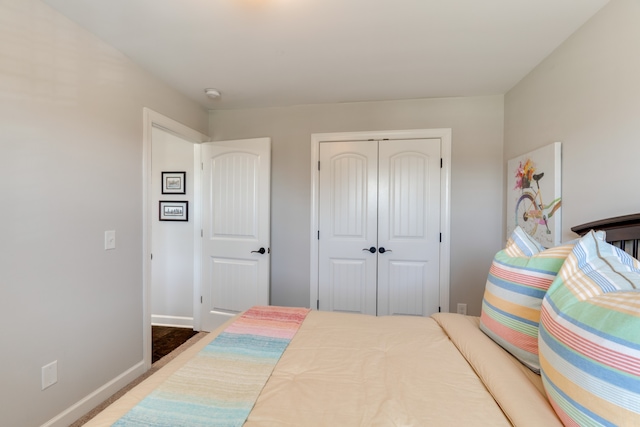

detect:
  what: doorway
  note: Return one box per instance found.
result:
[143,108,209,369]
[310,129,451,316]
[150,127,197,328]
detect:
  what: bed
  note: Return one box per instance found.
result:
[84,214,640,427]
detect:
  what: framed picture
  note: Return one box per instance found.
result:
[159,201,189,221]
[162,171,186,194]
[507,142,562,248]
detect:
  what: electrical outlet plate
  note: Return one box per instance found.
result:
[456,303,467,315]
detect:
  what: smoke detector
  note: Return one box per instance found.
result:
[204,88,221,99]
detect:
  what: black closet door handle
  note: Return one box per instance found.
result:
[251,247,266,254]
[362,247,377,253]
[378,247,392,254]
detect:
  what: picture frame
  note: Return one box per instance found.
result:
[162,171,186,194]
[506,142,562,248]
[159,201,189,221]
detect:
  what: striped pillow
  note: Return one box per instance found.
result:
[505,226,546,257]
[480,242,574,372]
[539,231,640,426]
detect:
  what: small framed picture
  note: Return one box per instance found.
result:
[159,201,188,221]
[162,171,186,194]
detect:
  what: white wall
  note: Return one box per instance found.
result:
[505,0,640,241]
[0,1,208,426]
[210,95,505,316]
[151,128,196,327]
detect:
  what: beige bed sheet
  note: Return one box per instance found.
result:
[85,311,560,426]
[432,313,562,427]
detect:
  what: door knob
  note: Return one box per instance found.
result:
[378,247,392,254]
[362,247,377,253]
[251,247,266,254]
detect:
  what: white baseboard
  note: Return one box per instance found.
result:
[40,361,146,427]
[151,314,194,328]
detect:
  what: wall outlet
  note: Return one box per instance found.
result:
[456,303,467,315]
[42,360,58,390]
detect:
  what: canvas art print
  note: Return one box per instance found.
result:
[507,142,562,248]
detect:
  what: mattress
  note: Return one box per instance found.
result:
[85,310,561,426]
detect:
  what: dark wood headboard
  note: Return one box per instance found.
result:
[571,213,640,259]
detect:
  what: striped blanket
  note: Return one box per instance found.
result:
[113,306,310,427]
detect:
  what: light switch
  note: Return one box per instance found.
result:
[105,230,116,250]
[42,360,57,390]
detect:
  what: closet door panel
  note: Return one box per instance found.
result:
[377,139,441,316]
[318,141,378,315]
[387,261,426,315]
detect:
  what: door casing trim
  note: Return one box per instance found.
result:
[309,129,452,314]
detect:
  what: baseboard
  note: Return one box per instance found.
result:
[40,361,146,427]
[151,314,194,328]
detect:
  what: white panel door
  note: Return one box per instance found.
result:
[377,139,441,316]
[201,138,271,331]
[318,138,441,316]
[318,141,378,315]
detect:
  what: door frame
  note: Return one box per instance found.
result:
[142,108,209,370]
[310,129,452,313]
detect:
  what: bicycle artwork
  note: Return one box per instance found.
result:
[507,143,562,248]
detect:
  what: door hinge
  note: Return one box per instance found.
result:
[317,230,320,240]
[440,158,443,168]
[201,229,203,238]
[200,296,203,304]
[318,161,320,171]
[201,162,204,170]
[150,253,153,260]
[439,233,442,242]
[438,306,441,313]
[317,300,320,310]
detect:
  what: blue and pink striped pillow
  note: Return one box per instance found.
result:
[480,244,573,372]
[480,227,573,372]
[539,231,640,426]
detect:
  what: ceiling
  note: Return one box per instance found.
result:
[41,0,609,110]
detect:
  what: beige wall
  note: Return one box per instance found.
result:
[0,1,208,425]
[210,95,505,316]
[505,0,640,241]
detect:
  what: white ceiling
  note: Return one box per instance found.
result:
[41,0,609,110]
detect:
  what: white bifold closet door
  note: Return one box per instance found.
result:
[318,139,441,316]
